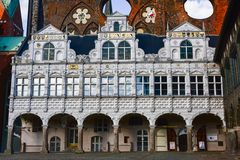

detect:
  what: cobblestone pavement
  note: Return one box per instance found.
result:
[0,152,239,160]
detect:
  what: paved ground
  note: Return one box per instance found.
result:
[0,152,240,160]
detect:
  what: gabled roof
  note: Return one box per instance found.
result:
[110,11,126,17]
[170,22,202,32]
[36,24,63,35]
[0,37,25,52]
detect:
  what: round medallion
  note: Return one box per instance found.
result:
[72,8,91,25]
[142,7,156,24]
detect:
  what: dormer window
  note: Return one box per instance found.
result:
[118,41,131,60]
[114,22,120,32]
[43,43,55,61]
[102,41,115,60]
[180,40,193,59]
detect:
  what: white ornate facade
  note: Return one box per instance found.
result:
[6,12,225,153]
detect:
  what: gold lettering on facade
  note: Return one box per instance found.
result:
[69,64,79,70]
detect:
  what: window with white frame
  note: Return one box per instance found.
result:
[172,76,185,95]
[190,76,204,96]
[67,77,79,96]
[102,41,115,60]
[68,128,78,144]
[180,40,193,59]
[114,22,120,32]
[154,76,168,96]
[43,43,55,61]
[101,76,114,96]
[119,76,131,96]
[16,78,28,96]
[136,76,149,96]
[118,41,131,60]
[84,77,97,96]
[33,77,45,96]
[208,76,222,96]
[49,77,62,96]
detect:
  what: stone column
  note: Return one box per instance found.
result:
[149,125,155,152]
[113,125,119,152]
[5,126,13,154]
[42,125,48,153]
[186,125,193,152]
[76,126,84,153]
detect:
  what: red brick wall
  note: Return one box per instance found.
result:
[41,0,228,35]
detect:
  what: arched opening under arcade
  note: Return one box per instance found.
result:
[12,114,43,153]
[48,114,78,152]
[118,113,149,152]
[192,113,225,151]
[82,114,113,152]
[155,114,186,152]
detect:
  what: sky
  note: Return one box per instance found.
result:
[20,0,213,36]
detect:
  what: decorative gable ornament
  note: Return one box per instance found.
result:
[142,7,156,24]
[73,8,91,25]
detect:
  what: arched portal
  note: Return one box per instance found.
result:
[48,114,78,152]
[192,113,225,151]
[119,113,149,152]
[12,114,43,153]
[155,114,186,152]
[83,114,113,152]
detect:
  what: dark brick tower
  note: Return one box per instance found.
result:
[28,0,228,36]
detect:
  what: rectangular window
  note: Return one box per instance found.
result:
[136,76,149,96]
[94,119,108,132]
[84,77,97,96]
[154,76,168,96]
[190,76,204,96]
[119,76,132,96]
[67,77,79,96]
[33,77,45,96]
[68,128,78,144]
[209,76,222,96]
[172,76,185,96]
[101,76,114,96]
[16,78,28,96]
[49,77,62,96]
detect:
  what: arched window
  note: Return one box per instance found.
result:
[102,41,115,60]
[43,43,55,61]
[114,22,120,32]
[118,41,131,60]
[180,40,193,59]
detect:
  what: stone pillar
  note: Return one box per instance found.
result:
[149,126,155,152]
[42,125,48,153]
[186,125,193,152]
[5,126,13,154]
[113,125,119,152]
[76,126,84,153]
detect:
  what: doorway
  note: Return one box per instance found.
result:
[137,130,148,151]
[91,136,103,152]
[167,128,177,151]
[50,136,61,152]
[197,127,207,151]
[156,129,168,151]
[178,128,187,152]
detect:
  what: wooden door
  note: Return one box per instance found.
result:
[167,128,177,151]
[197,127,207,151]
[155,129,168,151]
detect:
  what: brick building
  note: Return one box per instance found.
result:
[214,0,240,153]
